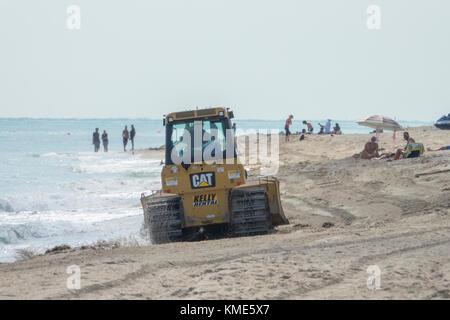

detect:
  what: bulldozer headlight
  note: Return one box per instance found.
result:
[168,117,174,123]
[219,111,224,116]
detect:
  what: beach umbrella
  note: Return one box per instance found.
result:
[356,115,403,142]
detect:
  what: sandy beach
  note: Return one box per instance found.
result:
[1,126,449,299]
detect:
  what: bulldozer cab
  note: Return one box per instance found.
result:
[159,107,246,228]
[164,108,236,166]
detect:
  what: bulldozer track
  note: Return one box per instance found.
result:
[230,188,272,237]
[142,188,276,244]
[143,196,183,244]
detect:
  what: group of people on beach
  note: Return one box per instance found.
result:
[353,131,448,161]
[122,125,136,152]
[284,115,342,142]
[92,128,109,153]
[92,125,136,153]
[283,114,448,161]
[353,132,421,160]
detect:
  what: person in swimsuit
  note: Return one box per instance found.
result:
[303,121,313,134]
[130,125,136,151]
[353,136,379,159]
[285,115,293,142]
[92,128,100,152]
[102,130,109,152]
[333,123,342,135]
[122,126,129,152]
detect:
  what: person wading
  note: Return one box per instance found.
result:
[92,128,100,152]
[102,130,109,152]
[122,126,129,152]
[130,125,136,152]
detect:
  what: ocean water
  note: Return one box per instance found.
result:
[0,118,433,262]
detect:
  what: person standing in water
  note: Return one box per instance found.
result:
[130,125,136,151]
[122,126,129,152]
[102,130,109,152]
[92,128,100,152]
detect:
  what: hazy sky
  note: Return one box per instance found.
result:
[0,0,449,120]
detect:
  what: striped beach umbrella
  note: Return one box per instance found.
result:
[357,115,403,142]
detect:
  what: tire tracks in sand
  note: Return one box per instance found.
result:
[50,225,450,299]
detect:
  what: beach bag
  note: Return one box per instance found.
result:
[405,142,424,158]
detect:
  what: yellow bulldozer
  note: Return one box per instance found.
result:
[140,107,289,243]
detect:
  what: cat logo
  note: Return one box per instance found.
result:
[193,193,218,207]
[190,172,215,189]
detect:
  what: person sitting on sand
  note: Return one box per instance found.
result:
[394,132,418,160]
[303,121,313,134]
[285,115,293,142]
[427,145,450,151]
[353,136,379,159]
[318,123,324,134]
[299,129,306,141]
[333,123,342,135]
[401,141,425,159]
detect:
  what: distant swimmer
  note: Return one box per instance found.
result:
[285,115,293,142]
[303,121,313,134]
[130,125,136,152]
[102,130,109,152]
[92,128,100,152]
[232,123,236,134]
[122,126,129,152]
